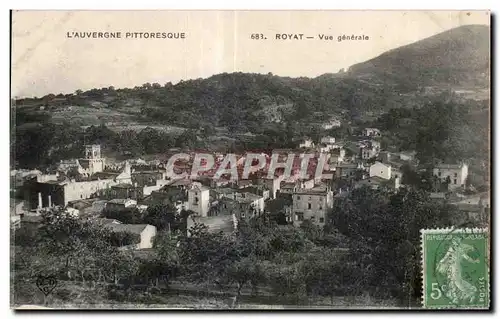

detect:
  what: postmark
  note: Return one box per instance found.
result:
[420,228,489,309]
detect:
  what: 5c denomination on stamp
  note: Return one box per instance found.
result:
[421,228,490,309]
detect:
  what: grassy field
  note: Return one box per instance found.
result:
[12,279,403,310]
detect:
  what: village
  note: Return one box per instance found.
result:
[10,125,489,251]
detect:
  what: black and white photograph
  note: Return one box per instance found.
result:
[9,10,491,310]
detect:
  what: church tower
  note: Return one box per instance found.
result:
[80,144,105,175]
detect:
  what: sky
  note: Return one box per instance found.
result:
[11,10,490,98]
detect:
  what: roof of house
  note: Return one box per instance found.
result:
[371,161,391,168]
[294,185,330,196]
[111,183,136,189]
[430,192,447,199]
[336,163,358,169]
[168,178,193,187]
[94,218,122,225]
[435,163,466,169]
[105,223,151,235]
[356,176,388,186]
[68,199,95,210]
[92,172,120,179]
[190,184,210,192]
[215,187,236,195]
[107,198,135,205]
[281,182,297,189]
[238,179,254,187]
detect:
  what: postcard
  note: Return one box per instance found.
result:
[10,10,490,310]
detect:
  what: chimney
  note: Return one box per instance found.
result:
[38,192,42,209]
[48,195,52,207]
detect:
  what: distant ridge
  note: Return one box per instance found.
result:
[347,25,490,88]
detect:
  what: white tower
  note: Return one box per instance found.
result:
[81,144,105,175]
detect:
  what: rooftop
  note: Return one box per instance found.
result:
[435,163,466,169]
[190,184,210,192]
[107,198,135,205]
[294,185,330,195]
[168,179,193,187]
[111,183,136,189]
[105,223,150,235]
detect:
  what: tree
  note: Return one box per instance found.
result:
[143,203,177,231]
[102,207,142,224]
[326,187,454,303]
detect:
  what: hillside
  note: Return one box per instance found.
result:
[348,24,490,89]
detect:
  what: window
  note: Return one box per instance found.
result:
[308,203,312,209]
[194,197,199,205]
[454,173,458,177]
[438,171,442,177]
[310,216,316,222]
[454,179,457,185]
[295,212,304,221]
[319,217,325,223]
[319,205,323,210]
[297,196,301,200]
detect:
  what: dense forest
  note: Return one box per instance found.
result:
[12,78,490,193]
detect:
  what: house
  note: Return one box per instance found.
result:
[279,181,300,194]
[257,177,281,199]
[11,215,21,229]
[433,163,469,191]
[225,192,265,214]
[354,176,400,191]
[360,140,381,160]
[24,178,118,210]
[330,148,346,165]
[292,185,334,226]
[143,179,170,196]
[335,163,363,179]
[397,151,417,162]
[320,136,336,145]
[369,162,392,180]
[109,183,144,200]
[299,139,315,149]
[211,192,264,220]
[105,223,157,249]
[298,178,315,189]
[321,118,341,130]
[240,185,271,201]
[132,170,166,188]
[10,200,26,216]
[448,193,490,225]
[106,198,137,210]
[362,128,381,137]
[318,143,333,153]
[187,183,211,217]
